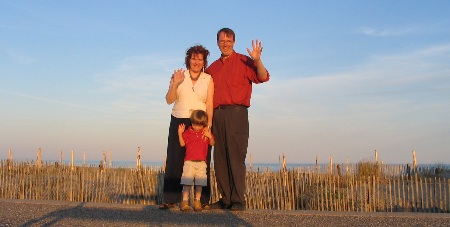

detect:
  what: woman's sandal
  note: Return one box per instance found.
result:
[158,203,175,210]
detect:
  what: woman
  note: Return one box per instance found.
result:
[160,45,214,210]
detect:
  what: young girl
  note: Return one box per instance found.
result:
[178,109,215,212]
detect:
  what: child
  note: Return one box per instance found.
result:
[178,109,215,212]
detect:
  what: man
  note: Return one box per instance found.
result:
[205,28,270,211]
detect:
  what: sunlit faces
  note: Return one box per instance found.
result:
[218,32,235,58]
[192,124,205,132]
[189,53,205,74]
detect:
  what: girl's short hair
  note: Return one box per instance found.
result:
[190,109,208,126]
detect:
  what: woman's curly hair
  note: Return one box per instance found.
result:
[185,45,210,70]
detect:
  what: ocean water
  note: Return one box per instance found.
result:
[40,160,450,172]
[55,160,315,171]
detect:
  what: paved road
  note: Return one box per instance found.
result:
[0,199,449,226]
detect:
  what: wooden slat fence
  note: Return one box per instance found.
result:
[0,160,448,213]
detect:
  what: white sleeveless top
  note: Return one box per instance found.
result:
[172,71,212,118]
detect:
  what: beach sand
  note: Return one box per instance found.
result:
[0,198,449,226]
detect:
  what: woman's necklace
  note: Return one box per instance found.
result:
[190,75,199,81]
[189,71,200,81]
[189,71,200,92]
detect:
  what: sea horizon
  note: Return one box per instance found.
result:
[6,159,449,172]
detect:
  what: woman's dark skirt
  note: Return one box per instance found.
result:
[162,115,211,204]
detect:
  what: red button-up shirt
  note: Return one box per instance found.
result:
[206,51,270,108]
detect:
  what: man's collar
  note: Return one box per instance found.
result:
[221,51,235,61]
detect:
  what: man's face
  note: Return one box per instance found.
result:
[217,32,235,58]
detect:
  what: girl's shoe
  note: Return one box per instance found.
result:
[180,201,191,212]
[193,199,202,212]
[202,203,210,210]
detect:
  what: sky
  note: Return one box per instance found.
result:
[1,1,449,165]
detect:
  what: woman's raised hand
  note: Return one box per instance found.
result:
[172,68,185,85]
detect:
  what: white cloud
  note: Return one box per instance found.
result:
[94,54,181,116]
[4,49,36,64]
[361,26,416,37]
[248,44,450,164]
[4,91,104,112]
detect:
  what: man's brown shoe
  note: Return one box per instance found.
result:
[209,200,231,209]
[230,202,246,211]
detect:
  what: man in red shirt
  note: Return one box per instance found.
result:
[206,28,270,211]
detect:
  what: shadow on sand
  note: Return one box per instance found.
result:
[17,201,253,226]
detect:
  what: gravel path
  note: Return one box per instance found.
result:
[0,199,449,226]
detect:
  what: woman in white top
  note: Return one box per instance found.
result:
[160,45,214,210]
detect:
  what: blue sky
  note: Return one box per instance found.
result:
[1,1,449,165]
